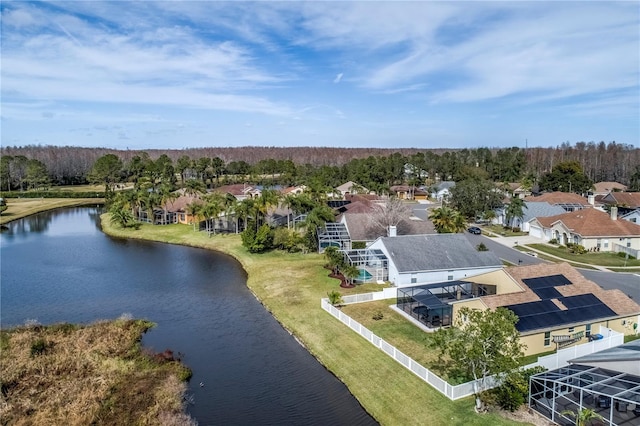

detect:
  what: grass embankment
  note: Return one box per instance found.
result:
[0,318,195,425]
[101,218,529,425]
[0,198,102,225]
[528,243,640,268]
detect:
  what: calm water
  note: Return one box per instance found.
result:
[0,208,377,425]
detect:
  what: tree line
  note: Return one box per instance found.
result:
[1,142,638,193]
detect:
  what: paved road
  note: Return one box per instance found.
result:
[463,232,640,301]
[581,269,640,302]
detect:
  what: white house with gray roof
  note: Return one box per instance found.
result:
[495,201,567,232]
[368,234,503,287]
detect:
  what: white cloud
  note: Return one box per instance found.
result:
[333,73,343,84]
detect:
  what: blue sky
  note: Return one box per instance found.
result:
[1,1,638,150]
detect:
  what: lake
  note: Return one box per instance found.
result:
[0,207,377,425]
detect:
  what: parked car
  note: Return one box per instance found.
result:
[526,251,538,257]
[467,226,482,235]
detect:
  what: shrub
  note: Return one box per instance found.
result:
[30,338,50,357]
[476,242,488,251]
[549,238,558,244]
[490,366,546,411]
[372,311,384,320]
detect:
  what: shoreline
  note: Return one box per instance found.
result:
[99,216,528,425]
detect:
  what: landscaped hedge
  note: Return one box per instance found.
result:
[0,191,105,199]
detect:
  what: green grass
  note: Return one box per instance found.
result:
[519,350,555,367]
[101,218,530,425]
[0,198,103,225]
[528,244,640,267]
[483,224,528,237]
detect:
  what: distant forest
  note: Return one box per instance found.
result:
[1,142,638,192]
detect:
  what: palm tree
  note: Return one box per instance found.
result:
[158,184,177,225]
[255,189,280,230]
[428,206,466,233]
[561,407,604,426]
[186,200,204,231]
[505,198,525,230]
[183,178,206,198]
[202,193,225,235]
[324,246,344,275]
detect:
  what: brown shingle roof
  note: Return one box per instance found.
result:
[593,181,627,194]
[534,207,640,237]
[481,263,640,318]
[604,192,640,208]
[524,191,590,206]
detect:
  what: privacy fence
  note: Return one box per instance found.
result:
[321,291,624,401]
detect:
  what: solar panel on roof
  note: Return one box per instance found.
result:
[559,294,602,309]
[523,274,571,290]
[533,287,562,300]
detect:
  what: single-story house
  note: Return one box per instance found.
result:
[389,185,429,201]
[335,181,369,198]
[599,192,640,216]
[396,263,640,355]
[213,183,261,201]
[524,192,591,212]
[493,201,566,231]
[592,181,628,196]
[528,207,640,256]
[368,234,503,287]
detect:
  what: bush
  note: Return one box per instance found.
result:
[549,238,558,244]
[476,242,488,252]
[490,366,546,411]
[617,252,636,260]
[372,311,384,320]
[351,241,366,249]
[30,338,50,357]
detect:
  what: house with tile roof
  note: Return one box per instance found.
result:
[389,185,429,201]
[524,191,591,212]
[368,234,502,287]
[528,207,640,257]
[398,263,640,355]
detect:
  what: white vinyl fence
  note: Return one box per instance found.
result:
[322,292,625,401]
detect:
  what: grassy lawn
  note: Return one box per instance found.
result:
[101,218,530,425]
[482,224,528,237]
[513,247,599,270]
[528,244,640,267]
[0,198,103,225]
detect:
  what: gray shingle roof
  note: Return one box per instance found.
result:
[522,202,567,222]
[379,234,502,272]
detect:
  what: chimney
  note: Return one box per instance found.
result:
[588,194,594,205]
[610,206,618,220]
[388,225,397,237]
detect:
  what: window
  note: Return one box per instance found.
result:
[568,327,574,333]
[411,274,417,284]
[447,271,454,281]
[586,324,591,336]
[544,331,551,346]
[596,239,601,248]
[604,239,609,248]
[627,238,631,248]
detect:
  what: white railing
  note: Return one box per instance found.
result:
[524,326,624,371]
[323,293,626,401]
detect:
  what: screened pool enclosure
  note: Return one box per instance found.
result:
[341,249,389,284]
[529,364,640,425]
[397,281,497,328]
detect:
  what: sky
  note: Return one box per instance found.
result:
[1,1,639,150]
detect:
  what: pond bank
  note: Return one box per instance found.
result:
[100,217,528,425]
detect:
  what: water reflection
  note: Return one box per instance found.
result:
[0,208,378,426]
